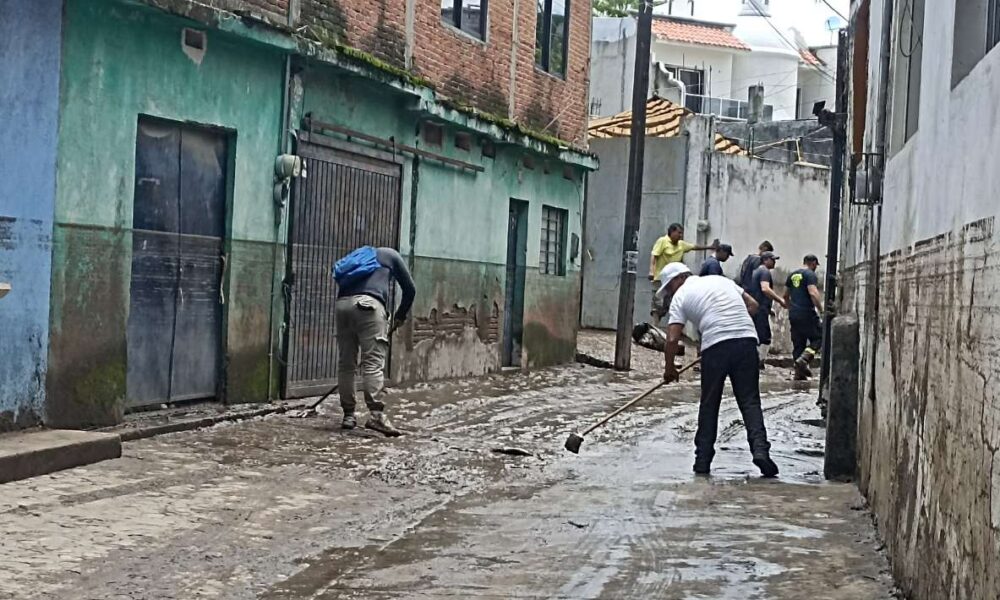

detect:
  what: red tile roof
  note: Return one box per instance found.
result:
[800,49,822,66]
[651,18,750,51]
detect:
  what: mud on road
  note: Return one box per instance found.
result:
[0,342,896,599]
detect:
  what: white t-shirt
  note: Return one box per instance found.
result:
[667,275,758,350]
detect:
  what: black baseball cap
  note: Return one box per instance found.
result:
[761,251,779,261]
[717,244,733,255]
[804,254,820,265]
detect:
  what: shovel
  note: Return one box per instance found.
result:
[564,358,701,454]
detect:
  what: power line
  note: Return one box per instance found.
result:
[754,9,837,84]
[818,0,847,22]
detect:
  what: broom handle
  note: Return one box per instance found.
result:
[581,357,701,436]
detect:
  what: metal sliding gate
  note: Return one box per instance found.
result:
[283,140,402,398]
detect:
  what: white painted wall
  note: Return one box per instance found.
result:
[694,153,829,352]
[650,40,737,99]
[796,46,837,119]
[731,49,801,120]
[838,0,1000,597]
[590,17,638,118]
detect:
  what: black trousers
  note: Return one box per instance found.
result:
[789,311,823,360]
[696,337,771,462]
[752,308,772,346]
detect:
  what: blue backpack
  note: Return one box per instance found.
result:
[333,246,381,286]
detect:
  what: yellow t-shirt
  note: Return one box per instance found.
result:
[651,237,695,279]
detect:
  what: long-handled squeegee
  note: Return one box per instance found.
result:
[564,358,701,454]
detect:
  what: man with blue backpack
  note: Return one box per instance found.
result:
[333,246,416,436]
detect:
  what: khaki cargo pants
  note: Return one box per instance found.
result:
[336,295,389,415]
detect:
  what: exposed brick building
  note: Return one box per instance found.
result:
[238,0,591,145]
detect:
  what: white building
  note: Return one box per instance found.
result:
[590,0,840,122]
[835,0,1000,598]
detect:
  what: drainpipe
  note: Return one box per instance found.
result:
[267,53,293,401]
[657,63,686,106]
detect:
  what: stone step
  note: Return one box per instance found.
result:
[0,429,122,484]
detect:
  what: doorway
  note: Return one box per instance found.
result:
[503,199,528,367]
[127,117,228,407]
[282,140,402,398]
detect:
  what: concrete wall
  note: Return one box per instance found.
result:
[0,0,62,431]
[47,0,286,427]
[731,49,801,121]
[590,18,638,118]
[301,65,585,382]
[695,153,829,353]
[717,119,835,166]
[581,137,687,329]
[837,0,1000,597]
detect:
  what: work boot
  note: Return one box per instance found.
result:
[365,411,402,437]
[341,414,357,430]
[796,348,817,368]
[752,452,779,478]
[793,362,812,381]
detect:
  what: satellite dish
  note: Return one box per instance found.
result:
[825,16,845,32]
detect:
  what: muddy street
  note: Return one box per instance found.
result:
[0,338,895,599]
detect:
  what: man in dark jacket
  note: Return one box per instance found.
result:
[737,240,774,290]
[336,247,416,435]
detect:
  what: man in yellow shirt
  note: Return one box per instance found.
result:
[648,223,717,323]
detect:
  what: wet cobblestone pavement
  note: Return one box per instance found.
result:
[0,333,897,599]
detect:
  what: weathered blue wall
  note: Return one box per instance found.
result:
[0,0,62,430]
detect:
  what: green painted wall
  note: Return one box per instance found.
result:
[299,65,585,380]
[47,0,286,426]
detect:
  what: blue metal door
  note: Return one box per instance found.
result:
[127,118,227,407]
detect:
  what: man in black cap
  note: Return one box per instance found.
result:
[747,251,786,368]
[784,254,824,380]
[737,240,773,290]
[699,244,733,276]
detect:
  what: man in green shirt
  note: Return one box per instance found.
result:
[647,223,717,323]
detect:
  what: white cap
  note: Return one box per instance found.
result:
[656,263,691,297]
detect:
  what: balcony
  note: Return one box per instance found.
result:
[683,93,774,122]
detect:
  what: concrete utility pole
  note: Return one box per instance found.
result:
[613,0,653,371]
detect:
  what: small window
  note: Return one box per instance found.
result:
[535,0,569,77]
[481,139,496,158]
[540,205,567,276]
[454,132,472,151]
[952,0,999,87]
[423,122,443,146]
[522,155,535,170]
[442,0,487,40]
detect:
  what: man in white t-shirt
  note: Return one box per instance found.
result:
[657,263,779,477]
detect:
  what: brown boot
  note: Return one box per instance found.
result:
[365,411,402,437]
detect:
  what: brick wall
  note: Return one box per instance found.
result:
[295,0,590,145]
[509,0,590,145]
[204,0,589,144]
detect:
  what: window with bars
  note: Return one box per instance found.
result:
[441,0,487,40]
[539,205,567,276]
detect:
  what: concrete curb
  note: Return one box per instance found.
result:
[104,402,311,443]
[0,430,123,484]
